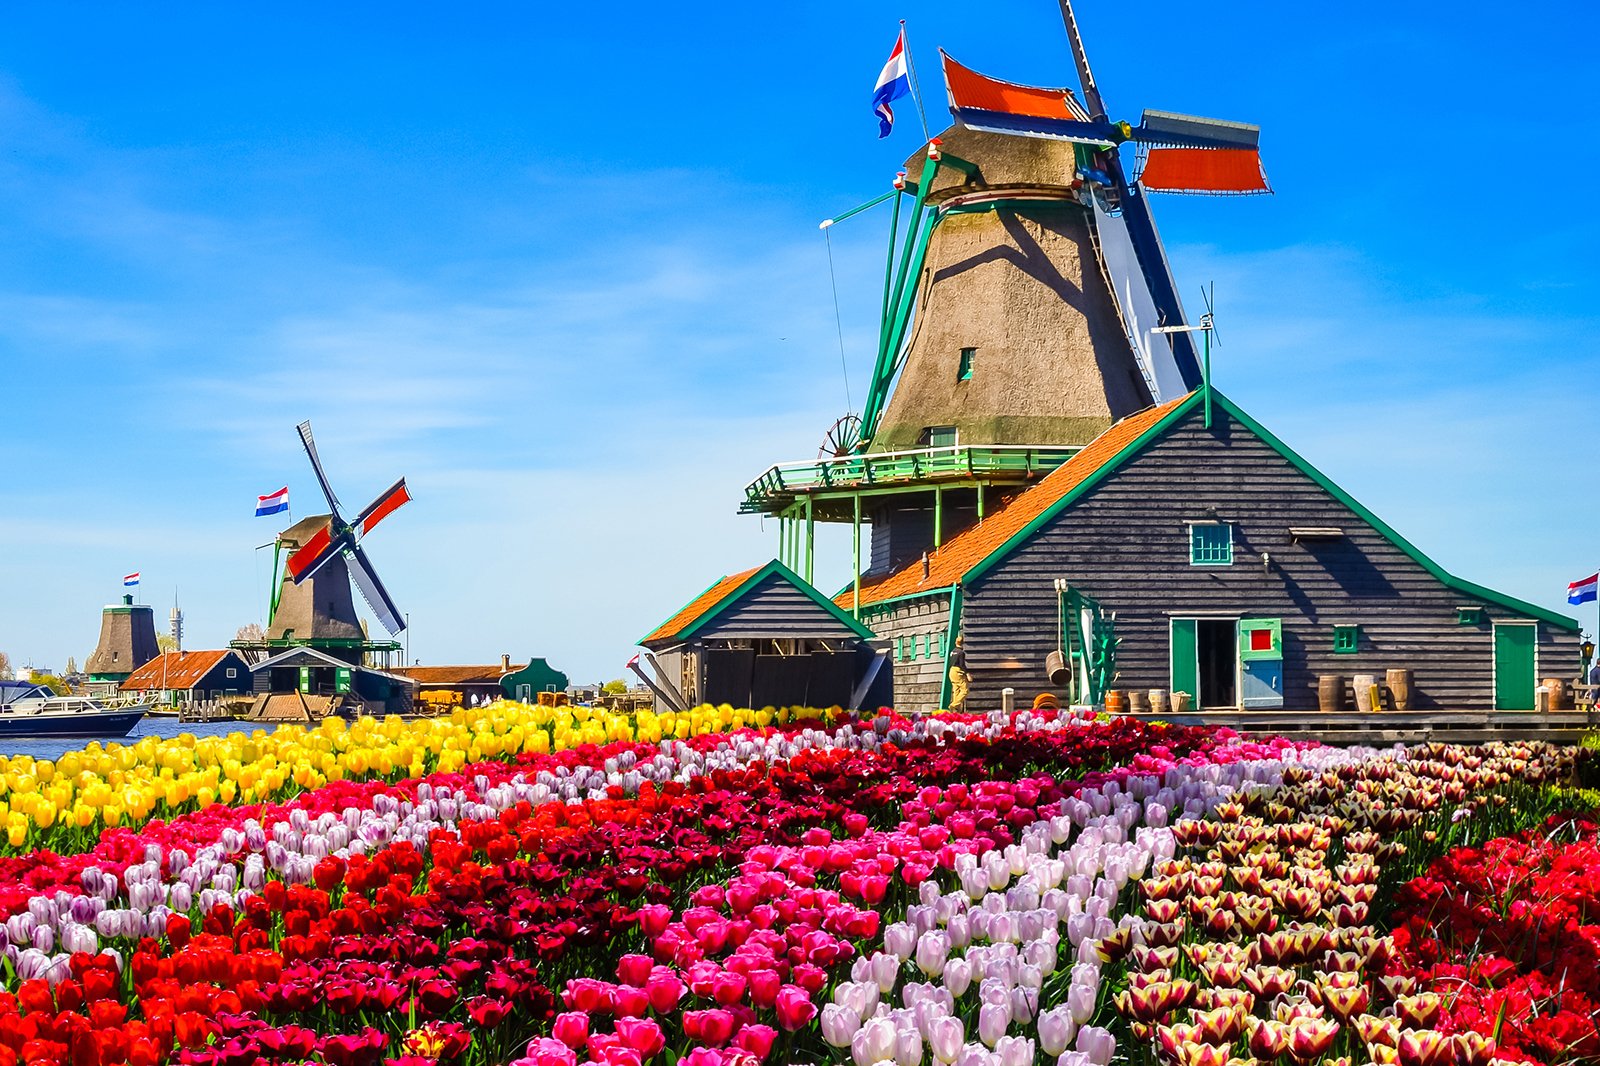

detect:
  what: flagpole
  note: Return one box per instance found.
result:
[900,20,933,143]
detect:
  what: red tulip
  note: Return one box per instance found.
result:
[553,1012,590,1050]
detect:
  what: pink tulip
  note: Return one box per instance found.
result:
[519,1037,579,1066]
[774,984,818,1031]
[617,954,654,987]
[1076,1026,1115,1066]
[684,1009,737,1046]
[747,968,781,1008]
[711,970,749,1006]
[552,1013,589,1051]
[995,1036,1033,1066]
[734,1024,777,1060]
[615,1018,665,1060]
[1038,1006,1075,1057]
[645,973,685,1014]
[637,904,673,937]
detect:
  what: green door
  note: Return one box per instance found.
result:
[335,667,352,694]
[1170,619,1198,700]
[298,666,312,693]
[1493,624,1536,710]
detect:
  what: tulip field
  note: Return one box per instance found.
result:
[0,702,1592,1066]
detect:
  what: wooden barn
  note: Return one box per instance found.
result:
[247,646,416,719]
[842,390,1579,713]
[638,560,889,712]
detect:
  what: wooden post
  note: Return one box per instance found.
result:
[934,486,944,548]
[977,482,985,522]
[852,494,862,617]
[804,496,815,585]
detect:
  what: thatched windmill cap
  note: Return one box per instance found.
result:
[905,126,1082,205]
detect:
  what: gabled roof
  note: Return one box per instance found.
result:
[643,559,876,646]
[120,650,239,691]
[839,397,1189,610]
[841,389,1579,632]
[393,665,517,685]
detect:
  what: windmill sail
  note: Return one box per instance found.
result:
[347,544,404,635]
[1091,198,1190,400]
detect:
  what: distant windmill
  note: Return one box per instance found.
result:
[268,421,411,641]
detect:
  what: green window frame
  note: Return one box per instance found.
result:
[1189,523,1234,566]
[1457,606,1486,625]
[958,347,976,381]
[924,425,958,449]
[1333,624,1359,654]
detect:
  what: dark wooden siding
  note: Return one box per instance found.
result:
[960,406,1580,711]
[693,573,863,641]
[863,594,952,712]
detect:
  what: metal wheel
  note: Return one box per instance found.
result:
[818,414,863,459]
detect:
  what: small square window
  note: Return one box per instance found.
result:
[1189,523,1233,566]
[958,348,976,381]
[1249,628,1273,653]
[226,668,237,678]
[1333,625,1359,654]
[1457,606,1485,625]
[924,425,958,449]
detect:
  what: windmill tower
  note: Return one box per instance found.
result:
[742,1,1268,602]
[259,421,412,665]
[84,595,159,696]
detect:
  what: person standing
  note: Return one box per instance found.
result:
[947,635,970,713]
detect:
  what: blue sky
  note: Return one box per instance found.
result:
[1,2,1597,682]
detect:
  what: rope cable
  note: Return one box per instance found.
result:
[824,226,853,413]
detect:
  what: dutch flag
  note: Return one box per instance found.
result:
[256,486,290,517]
[1569,573,1598,605]
[122,572,140,587]
[872,28,911,139]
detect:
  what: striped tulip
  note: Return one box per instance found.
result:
[1285,1018,1340,1063]
[1395,1028,1454,1066]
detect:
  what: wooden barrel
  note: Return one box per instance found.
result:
[1171,691,1193,712]
[1032,692,1059,711]
[1318,675,1343,712]
[1045,650,1070,687]
[1542,678,1568,711]
[1104,690,1126,715]
[1148,689,1169,715]
[1126,690,1149,714]
[1353,674,1377,713]
[1385,669,1413,712]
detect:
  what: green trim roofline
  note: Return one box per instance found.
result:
[643,559,877,646]
[961,390,1579,632]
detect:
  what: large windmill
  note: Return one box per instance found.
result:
[266,421,412,648]
[741,0,1269,607]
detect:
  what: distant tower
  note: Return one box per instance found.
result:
[84,594,159,696]
[169,601,184,654]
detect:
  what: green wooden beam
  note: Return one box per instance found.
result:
[804,496,815,585]
[852,494,862,618]
[938,586,963,708]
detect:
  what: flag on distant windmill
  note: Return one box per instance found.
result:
[255,486,290,517]
[1569,573,1598,605]
[872,28,911,138]
[122,572,140,587]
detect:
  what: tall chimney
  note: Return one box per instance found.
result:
[501,653,511,673]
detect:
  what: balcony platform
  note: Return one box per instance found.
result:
[741,444,1080,520]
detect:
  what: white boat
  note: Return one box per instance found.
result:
[0,681,147,738]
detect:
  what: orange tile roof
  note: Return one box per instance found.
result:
[120,650,236,691]
[393,665,518,685]
[838,397,1190,609]
[643,566,762,645]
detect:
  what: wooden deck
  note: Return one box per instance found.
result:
[1126,709,1594,745]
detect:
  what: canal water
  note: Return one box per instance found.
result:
[0,717,265,762]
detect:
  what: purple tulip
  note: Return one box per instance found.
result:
[928,1016,964,1065]
[1075,1025,1115,1066]
[977,1003,1009,1048]
[1037,1006,1076,1057]
[884,922,916,961]
[852,1017,896,1066]
[994,1036,1033,1066]
[915,932,950,978]
[821,1004,859,1048]
[943,957,972,999]
[895,1026,923,1066]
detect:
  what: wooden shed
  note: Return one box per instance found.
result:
[639,559,889,711]
[844,389,1580,713]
